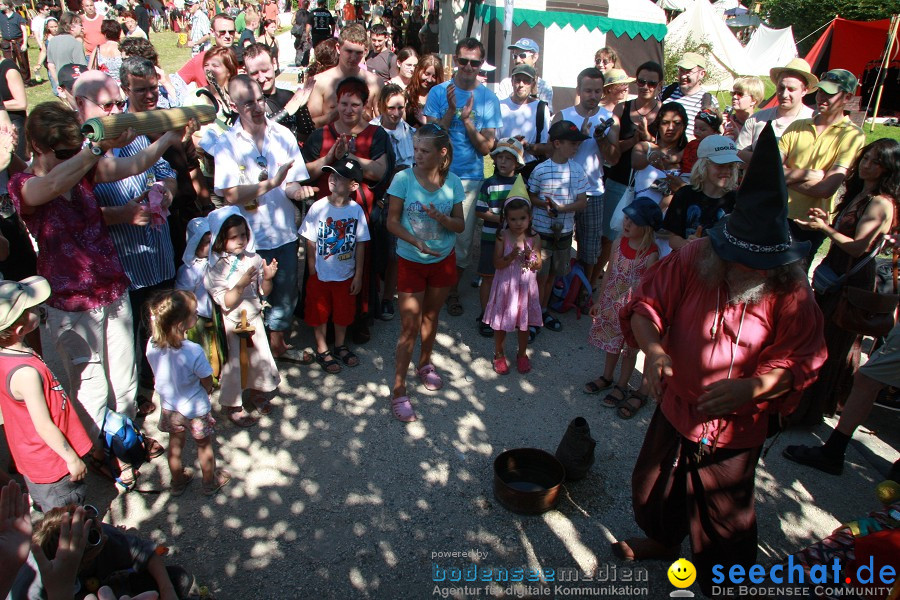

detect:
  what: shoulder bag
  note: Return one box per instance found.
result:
[832,246,899,338]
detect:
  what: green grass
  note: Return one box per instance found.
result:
[864,123,900,145]
[25,31,193,112]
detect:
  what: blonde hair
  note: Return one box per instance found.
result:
[414,125,453,185]
[148,290,197,349]
[733,76,765,106]
[633,226,656,257]
[690,157,740,192]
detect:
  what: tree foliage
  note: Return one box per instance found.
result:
[759,0,900,54]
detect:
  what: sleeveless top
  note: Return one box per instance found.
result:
[606,99,635,185]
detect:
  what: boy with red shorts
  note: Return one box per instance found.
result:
[300,158,370,374]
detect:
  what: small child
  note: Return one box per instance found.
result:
[204,206,281,427]
[681,108,722,175]
[475,138,530,337]
[586,197,661,419]
[527,120,590,334]
[299,157,370,374]
[175,217,218,370]
[482,197,543,375]
[0,276,93,511]
[146,289,230,496]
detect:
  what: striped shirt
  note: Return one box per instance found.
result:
[667,87,718,140]
[93,136,177,290]
[527,159,589,235]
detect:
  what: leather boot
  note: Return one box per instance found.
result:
[555,417,596,481]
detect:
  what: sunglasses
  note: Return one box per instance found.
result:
[636,77,659,88]
[216,29,236,35]
[256,156,268,182]
[82,97,126,113]
[83,504,103,547]
[456,57,483,68]
[53,147,82,160]
[731,90,745,97]
[513,52,531,60]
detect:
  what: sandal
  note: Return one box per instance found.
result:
[144,437,165,460]
[618,391,649,420]
[528,326,539,344]
[542,312,562,332]
[479,321,494,338]
[446,294,464,317]
[316,350,342,374]
[136,394,157,416]
[115,466,138,493]
[584,376,614,395]
[601,384,629,408]
[391,395,417,422]
[202,469,232,496]
[253,396,274,415]
[516,355,531,374]
[225,407,258,428]
[171,467,195,497]
[275,348,311,365]
[493,355,509,375]
[85,453,116,480]
[334,345,360,367]
[416,364,443,391]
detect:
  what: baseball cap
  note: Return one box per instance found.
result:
[491,137,525,166]
[697,135,741,164]
[623,197,663,231]
[676,52,706,70]
[323,157,363,183]
[57,63,85,90]
[549,120,589,142]
[510,64,536,80]
[815,69,858,95]
[508,38,539,54]
[0,277,51,332]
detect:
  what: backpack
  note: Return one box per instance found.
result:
[549,260,592,317]
[101,410,148,475]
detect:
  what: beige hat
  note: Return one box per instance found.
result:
[491,137,525,166]
[769,58,818,89]
[0,276,51,332]
[603,68,636,87]
[676,52,706,70]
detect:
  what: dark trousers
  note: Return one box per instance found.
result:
[129,279,175,388]
[788,219,827,273]
[631,407,762,598]
[107,565,193,599]
[1,38,30,82]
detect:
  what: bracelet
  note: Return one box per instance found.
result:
[296,104,315,135]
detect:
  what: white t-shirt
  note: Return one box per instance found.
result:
[30,15,46,42]
[299,198,371,282]
[736,105,815,152]
[214,119,310,250]
[559,105,612,195]
[145,340,213,418]
[499,97,551,163]
[94,1,110,16]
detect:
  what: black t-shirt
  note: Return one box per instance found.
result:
[0,59,26,157]
[310,6,334,41]
[661,186,736,239]
[265,87,298,138]
[236,29,255,62]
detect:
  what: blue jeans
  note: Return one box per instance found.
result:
[258,240,299,332]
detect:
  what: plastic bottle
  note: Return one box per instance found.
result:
[240,166,259,211]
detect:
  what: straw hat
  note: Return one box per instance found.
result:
[769,58,818,90]
[603,68,636,87]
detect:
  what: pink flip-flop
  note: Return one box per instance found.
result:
[517,355,531,374]
[493,356,509,375]
[391,396,418,422]
[416,364,443,391]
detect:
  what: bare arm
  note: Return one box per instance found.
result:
[785,166,849,199]
[93,129,184,184]
[351,152,387,183]
[631,142,651,170]
[797,196,893,257]
[1,70,26,112]
[146,554,179,600]
[462,121,495,157]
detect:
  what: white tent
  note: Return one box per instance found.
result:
[711,0,740,15]
[742,24,799,76]
[665,0,751,89]
[658,0,691,11]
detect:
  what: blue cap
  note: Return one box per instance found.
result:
[623,197,663,231]
[508,38,540,54]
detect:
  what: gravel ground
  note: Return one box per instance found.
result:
[6,281,897,600]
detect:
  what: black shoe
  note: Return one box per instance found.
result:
[783,444,844,475]
[379,299,394,321]
[478,321,493,337]
[874,386,900,411]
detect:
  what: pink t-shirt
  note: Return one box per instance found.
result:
[81,14,105,53]
[620,239,827,448]
[177,50,208,87]
[10,172,130,312]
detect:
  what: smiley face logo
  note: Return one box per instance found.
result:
[668,558,696,588]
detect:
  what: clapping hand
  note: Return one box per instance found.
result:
[459,95,474,122]
[262,258,279,281]
[793,207,829,232]
[0,481,32,573]
[271,160,295,188]
[237,265,259,288]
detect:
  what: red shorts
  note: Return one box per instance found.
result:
[304,273,357,327]
[397,251,457,293]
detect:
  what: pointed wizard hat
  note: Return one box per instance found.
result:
[706,121,810,269]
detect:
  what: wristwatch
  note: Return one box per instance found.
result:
[88,142,103,157]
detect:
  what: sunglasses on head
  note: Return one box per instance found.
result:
[53,147,82,160]
[456,57,483,68]
[256,156,268,182]
[636,77,659,88]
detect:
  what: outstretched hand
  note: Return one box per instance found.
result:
[644,349,673,399]
[0,481,32,573]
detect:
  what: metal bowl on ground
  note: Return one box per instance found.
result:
[493,448,565,515]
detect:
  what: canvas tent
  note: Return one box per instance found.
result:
[804,17,893,80]
[742,25,798,76]
[471,0,667,108]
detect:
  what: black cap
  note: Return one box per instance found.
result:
[323,157,363,183]
[623,196,663,231]
[57,63,84,90]
[548,120,589,142]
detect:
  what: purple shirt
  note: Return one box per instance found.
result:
[10,172,130,312]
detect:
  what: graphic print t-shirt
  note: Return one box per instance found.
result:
[299,198,371,282]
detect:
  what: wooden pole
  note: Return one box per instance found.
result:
[869,14,899,133]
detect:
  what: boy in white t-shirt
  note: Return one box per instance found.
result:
[299,158,371,374]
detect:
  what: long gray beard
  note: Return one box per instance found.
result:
[697,245,769,305]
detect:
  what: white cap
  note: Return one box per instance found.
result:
[697,135,740,164]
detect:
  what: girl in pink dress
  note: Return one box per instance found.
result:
[483,197,543,375]
[586,197,661,419]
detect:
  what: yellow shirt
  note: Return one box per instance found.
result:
[778,116,864,219]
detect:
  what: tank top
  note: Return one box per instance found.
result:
[606,99,634,185]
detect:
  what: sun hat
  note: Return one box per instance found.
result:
[706,122,809,269]
[603,68,635,87]
[769,57,818,89]
[0,276,51,331]
[697,135,740,164]
[491,137,525,166]
[622,197,663,231]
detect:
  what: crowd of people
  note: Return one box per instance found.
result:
[0,0,898,596]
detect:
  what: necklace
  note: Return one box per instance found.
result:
[634,99,658,118]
